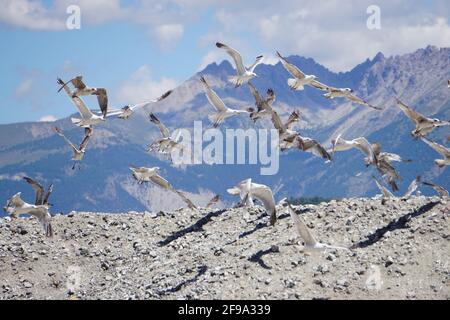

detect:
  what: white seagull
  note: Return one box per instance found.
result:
[287,202,350,252]
[216,42,263,87]
[129,165,197,210]
[4,192,53,237]
[106,90,172,120]
[330,133,376,164]
[200,76,249,128]
[420,137,450,167]
[57,78,106,127]
[373,175,420,203]
[147,113,187,160]
[396,99,450,138]
[227,178,277,225]
[276,51,328,91]
[54,126,93,168]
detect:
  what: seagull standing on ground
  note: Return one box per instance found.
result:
[129,165,197,210]
[106,90,172,120]
[396,99,450,138]
[4,192,53,237]
[57,78,106,127]
[216,42,263,87]
[227,178,277,226]
[200,76,249,128]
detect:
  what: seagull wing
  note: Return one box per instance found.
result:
[354,137,375,163]
[403,176,421,198]
[269,108,286,134]
[206,195,220,209]
[200,76,228,112]
[28,208,53,237]
[216,42,246,75]
[247,82,265,111]
[248,55,264,73]
[347,93,381,110]
[95,88,108,118]
[79,127,93,151]
[285,110,300,130]
[149,113,171,138]
[423,181,449,197]
[288,203,317,247]
[9,193,26,207]
[251,183,277,224]
[54,127,79,153]
[23,177,44,205]
[43,184,53,206]
[266,88,276,106]
[130,89,173,111]
[373,176,394,198]
[396,99,429,125]
[276,51,306,79]
[298,137,331,160]
[309,79,330,91]
[150,174,172,190]
[421,137,450,158]
[72,96,94,119]
[71,76,87,90]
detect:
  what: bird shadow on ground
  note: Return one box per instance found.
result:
[155,265,208,296]
[157,209,227,247]
[236,207,311,241]
[248,246,280,269]
[353,201,440,249]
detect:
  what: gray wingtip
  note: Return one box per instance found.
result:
[216,42,225,48]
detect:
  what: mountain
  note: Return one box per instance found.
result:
[1,46,449,215]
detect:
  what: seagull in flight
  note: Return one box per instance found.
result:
[422,181,449,198]
[373,175,420,203]
[216,42,263,87]
[57,78,106,127]
[200,76,249,128]
[227,178,277,225]
[367,143,403,192]
[147,113,187,161]
[420,137,450,167]
[106,90,172,120]
[205,195,220,210]
[247,82,275,122]
[276,51,328,91]
[4,192,53,237]
[54,126,93,169]
[396,99,450,138]
[23,177,53,206]
[329,133,376,164]
[323,87,381,110]
[286,201,350,252]
[130,165,197,210]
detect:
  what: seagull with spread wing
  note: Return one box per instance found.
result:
[200,76,249,128]
[422,181,449,198]
[130,165,197,210]
[57,78,106,127]
[216,42,263,87]
[4,192,53,237]
[329,133,376,164]
[286,201,350,252]
[106,90,172,120]
[227,178,277,225]
[247,82,275,122]
[373,175,420,203]
[276,51,329,91]
[23,177,53,206]
[396,99,450,138]
[324,87,381,110]
[420,137,450,167]
[147,113,187,161]
[54,126,93,169]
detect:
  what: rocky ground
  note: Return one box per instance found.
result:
[0,196,449,300]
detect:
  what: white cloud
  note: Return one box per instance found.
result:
[197,50,222,71]
[39,115,57,122]
[117,65,178,105]
[0,0,65,30]
[14,77,34,99]
[154,23,184,49]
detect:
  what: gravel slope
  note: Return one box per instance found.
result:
[0,196,449,300]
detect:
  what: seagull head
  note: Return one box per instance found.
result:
[435,159,446,168]
[345,88,354,93]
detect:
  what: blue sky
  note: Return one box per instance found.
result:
[1,0,449,124]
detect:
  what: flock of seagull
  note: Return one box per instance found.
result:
[3,42,450,252]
